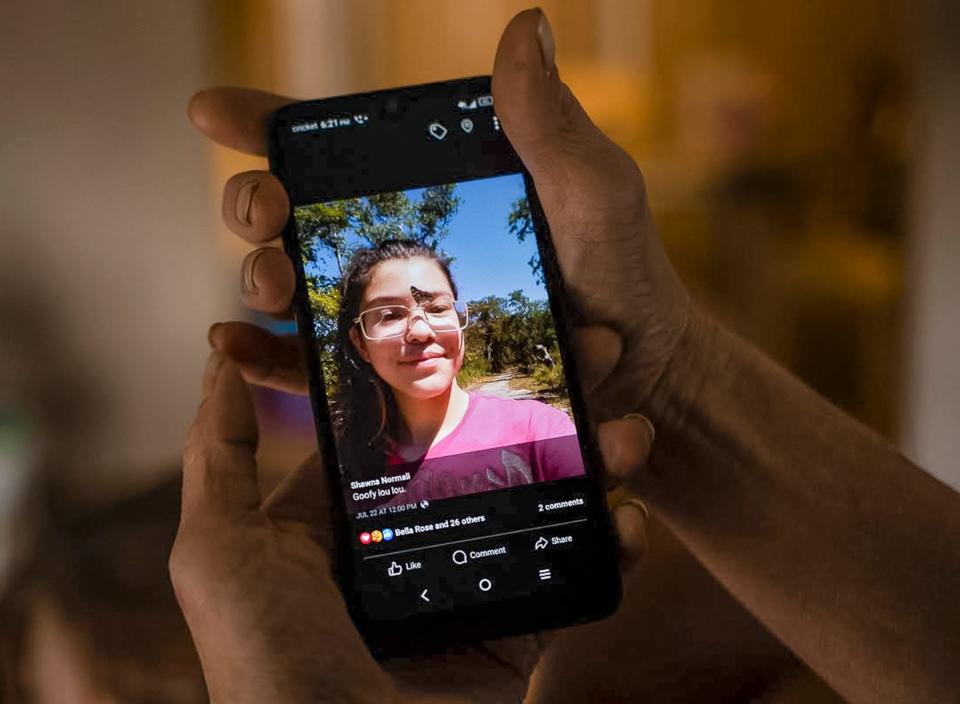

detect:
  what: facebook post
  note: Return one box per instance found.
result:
[293,173,586,520]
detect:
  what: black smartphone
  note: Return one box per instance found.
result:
[268,76,620,653]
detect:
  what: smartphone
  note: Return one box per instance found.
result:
[268,76,620,653]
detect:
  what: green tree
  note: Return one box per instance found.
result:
[466,295,509,372]
[463,291,558,376]
[295,202,351,276]
[295,184,461,276]
[507,196,544,285]
[500,290,555,373]
[306,277,341,395]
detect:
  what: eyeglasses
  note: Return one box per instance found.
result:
[355,300,469,340]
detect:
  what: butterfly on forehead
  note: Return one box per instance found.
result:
[410,285,438,305]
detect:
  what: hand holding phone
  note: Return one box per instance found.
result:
[175,7,669,700]
[174,351,651,702]
[268,71,626,644]
[205,11,691,421]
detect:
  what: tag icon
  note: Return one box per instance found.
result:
[427,122,448,140]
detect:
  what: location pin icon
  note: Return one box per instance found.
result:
[460,118,474,133]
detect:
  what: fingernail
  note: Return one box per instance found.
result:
[202,351,226,399]
[207,322,222,349]
[618,497,650,523]
[623,413,656,445]
[599,414,655,484]
[614,498,650,549]
[535,9,556,74]
[241,249,266,296]
[234,180,259,226]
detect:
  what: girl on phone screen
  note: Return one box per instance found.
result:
[331,240,584,511]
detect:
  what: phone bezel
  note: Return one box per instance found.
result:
[267,76,621,654]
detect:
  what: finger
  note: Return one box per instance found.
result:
[494,10,688,418]
[493,9,575,177]
[597,414,655,486]
[612,498,650,572]
[262,453,336,552]
[182,352,261,519]
[222,171,290,244]
[493,9,641,218]
[208,322,308,395]
[188,87,296,155]
[571,324,623,396]
[240,246,297,315]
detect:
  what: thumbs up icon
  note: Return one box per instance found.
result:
[387,561,403,577]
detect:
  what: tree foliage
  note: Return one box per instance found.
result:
[507,196,543,285]
[295,203,351,276]
[306,276,341,395]
[295,184,461,278]
[294,185,564,394]
[463,290,558,377]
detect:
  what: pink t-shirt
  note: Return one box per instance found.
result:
[352,393,585,510]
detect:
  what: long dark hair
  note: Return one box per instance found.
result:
[332,240,458,480]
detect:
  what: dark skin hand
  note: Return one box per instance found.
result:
[173,10,665,702]
[176,7,960,704]
[172,19,656,704]
[171,352,651,703]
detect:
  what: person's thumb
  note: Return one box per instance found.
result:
[491,8,662,339]
[492,9,642,215]
[493,9,691,417]
[181,351,261,520]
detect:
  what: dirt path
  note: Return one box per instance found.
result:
[468,369,572,415]
[468,370,537,400]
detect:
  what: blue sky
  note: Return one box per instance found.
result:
[429,174,545,302]
[299,173,547,303]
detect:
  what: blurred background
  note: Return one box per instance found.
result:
[1,0,956,701]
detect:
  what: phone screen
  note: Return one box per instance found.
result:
[271,78,618,646]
